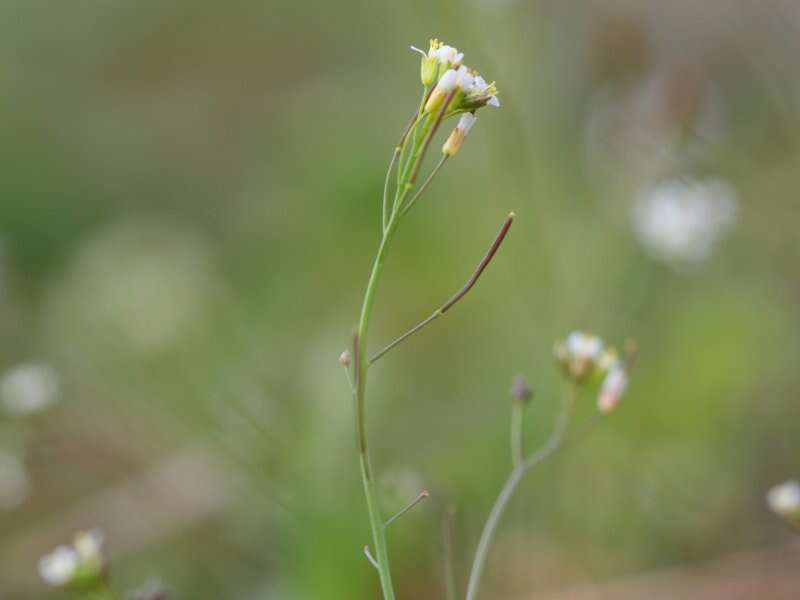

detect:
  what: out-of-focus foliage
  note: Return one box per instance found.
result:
[1,1,799,598]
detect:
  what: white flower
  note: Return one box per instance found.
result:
[411,43,463,66]
[767,480,800,519]
[598,363,628,414]
[472,75,500,107]
[38,545,79,587]
[454,65,475,92]
[435,69,458,93]
[434,44,463,66]
[0,362,59,416]
[0,450,30,509]
[566,331,604,361]
[632,177,737,270]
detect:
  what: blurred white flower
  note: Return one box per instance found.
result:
[767,480,800,521]
[38,545,78,587]
[0,450,30,509]
[566,331,604,361]
[555,331,606,384]
[631,177,737,270]
[38,529,106,588]
[0,362,60,416]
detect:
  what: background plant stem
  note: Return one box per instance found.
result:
[464,383,576,600]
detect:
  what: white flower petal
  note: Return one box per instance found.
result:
[38,546,78,586]
[0,362,60,416]
[458,112,477,135]
[767,480,800,517]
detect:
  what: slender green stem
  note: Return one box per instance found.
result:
[354,212,401,600]
[395,86,430,193]
[464,383,577,600]
[400,155,448,217]
[407,90,456,189]
[382,150,399,232]
[384,102,427,231]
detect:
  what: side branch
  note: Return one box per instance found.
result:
[370,213,515,365]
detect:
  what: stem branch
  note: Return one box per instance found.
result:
[384,489,430,528]
[370,213,515,364]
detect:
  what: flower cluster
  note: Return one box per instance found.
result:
[411,39,500,158]
[38,529,106,590]
[554,331,630,414]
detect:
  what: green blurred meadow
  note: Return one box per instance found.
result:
[1,1,800,598]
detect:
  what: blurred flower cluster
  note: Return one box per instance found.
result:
[39,530,106,590]
[554,331,631,414]
[0,360,61,511]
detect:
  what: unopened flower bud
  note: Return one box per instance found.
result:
[424,69,457,114]
[442,113,476,157]
[412,39,444,86]
[597,363,627,414]
[510,375,533,404]
[767,480,800,526]
[339,350,352,367]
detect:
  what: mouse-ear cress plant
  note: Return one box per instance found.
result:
[340,39,634,600]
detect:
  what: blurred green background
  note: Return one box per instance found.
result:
[1,1,799,598]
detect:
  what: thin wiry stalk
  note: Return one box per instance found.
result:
[400,155,448,217]
[384,489,430,529]
[464,384,578,600]
[444,505,458,600]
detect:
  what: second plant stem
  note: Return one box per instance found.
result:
[464,383,577,600]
